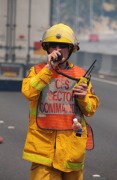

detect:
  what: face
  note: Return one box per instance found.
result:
[48,42,70,62]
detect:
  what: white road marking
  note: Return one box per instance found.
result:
[92,77,117,85]
[8,126,15,129]
[92,174,101,177]
[0,120,4,123]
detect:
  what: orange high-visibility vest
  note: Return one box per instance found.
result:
[35,64,85,130]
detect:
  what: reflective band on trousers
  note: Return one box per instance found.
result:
[64,161,84,170]
[23,152,52,166]
[23,152,84,171]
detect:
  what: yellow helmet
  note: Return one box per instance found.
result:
[41,23,79,52]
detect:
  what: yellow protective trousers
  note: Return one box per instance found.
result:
[30,163,83,180]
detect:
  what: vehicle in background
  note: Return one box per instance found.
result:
[89,33,99,42]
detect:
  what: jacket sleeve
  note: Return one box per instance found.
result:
[76,82,99,117]
[21,66,53,101]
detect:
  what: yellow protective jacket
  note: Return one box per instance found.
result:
[21,61,99,172]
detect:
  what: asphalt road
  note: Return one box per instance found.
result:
[84,76,117,180]
[0,76,117,180]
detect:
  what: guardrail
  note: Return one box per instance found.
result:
[74,51,117,77]
[0,51,117,91]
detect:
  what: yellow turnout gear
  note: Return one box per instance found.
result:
[21,61,99,173]
[41,23,79,52]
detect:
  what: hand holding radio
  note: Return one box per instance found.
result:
[51,52,63,62]
[46,50,63,70]
[72,80,88,99]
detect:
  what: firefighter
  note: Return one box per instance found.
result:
[21,23,99,180]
